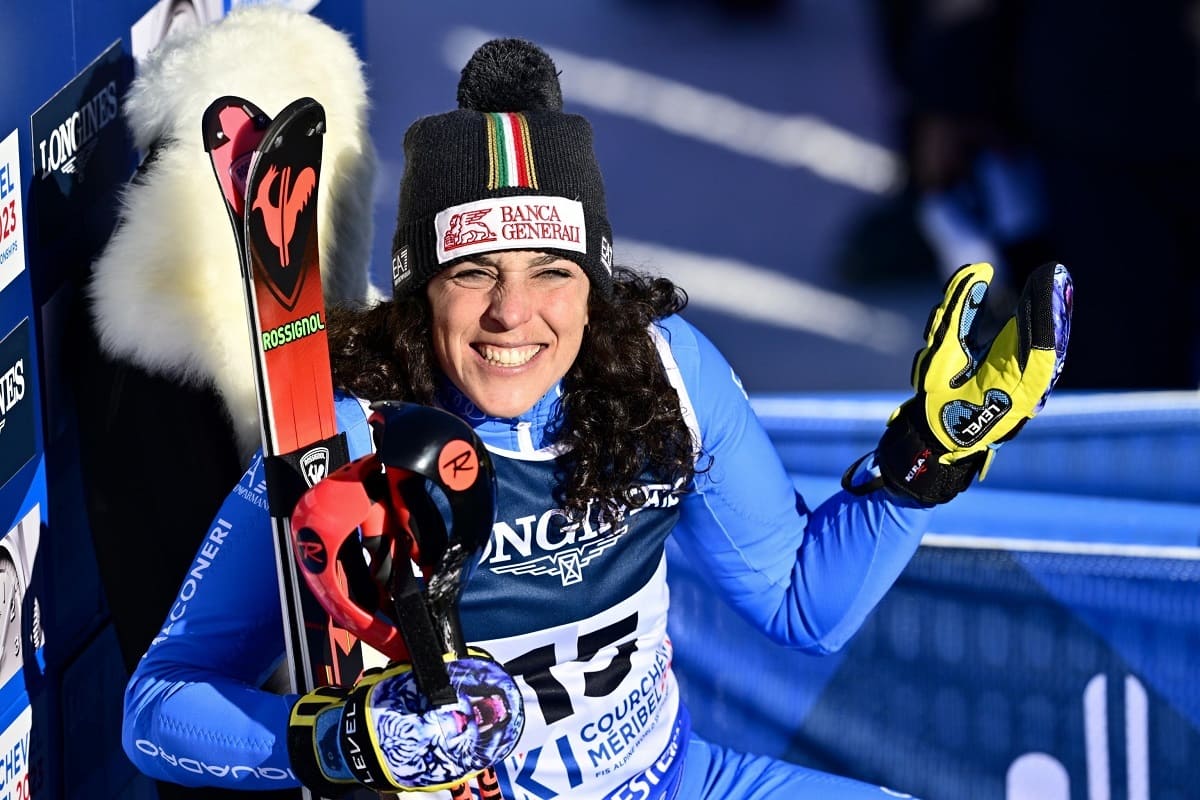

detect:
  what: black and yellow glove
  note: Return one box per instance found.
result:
[845,261,1072,504]
[287,653,524,796]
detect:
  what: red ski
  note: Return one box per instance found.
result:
[206,96,500,799]
[203,96,363,702]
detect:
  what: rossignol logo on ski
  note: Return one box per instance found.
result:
[249,151,321,310]
[253,163,316,267]
[208,96,360,692]
[260,311,325,351]
[299,446,330,487]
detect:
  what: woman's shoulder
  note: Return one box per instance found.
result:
[651,312,750,432]
[650,313,699,355]
[650,313,729,374]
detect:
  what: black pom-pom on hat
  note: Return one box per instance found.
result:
[456,38,563,113]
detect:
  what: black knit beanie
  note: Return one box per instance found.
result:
[390,38,614,297]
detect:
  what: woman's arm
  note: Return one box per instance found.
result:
[659,316,935,654]
[122,451,301,789]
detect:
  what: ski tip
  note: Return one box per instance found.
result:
[202,96,271,155]
[259,98,327,155]
[275,96,323,119]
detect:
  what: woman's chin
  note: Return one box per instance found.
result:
[454,361,564,419]
[462,382,552,419]
[470,396,539,419]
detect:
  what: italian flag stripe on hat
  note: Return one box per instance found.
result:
[487,112,538,190]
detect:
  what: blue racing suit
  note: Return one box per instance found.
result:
[123,314,931,799]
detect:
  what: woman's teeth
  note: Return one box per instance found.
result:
[479,345,540,366]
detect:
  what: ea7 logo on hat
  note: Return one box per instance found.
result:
[435,196,587,264]
[392,246,411,287]
[600,235,613,273]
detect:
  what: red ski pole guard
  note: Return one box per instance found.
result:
[289,401,497,665]
[290,454,413,661]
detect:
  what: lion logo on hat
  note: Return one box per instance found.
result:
[444,209,497,252]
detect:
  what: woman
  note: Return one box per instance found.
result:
[123,38,1068,800]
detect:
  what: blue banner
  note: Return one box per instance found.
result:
[669,536,1200,800]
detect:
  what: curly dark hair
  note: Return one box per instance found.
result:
[327,266,699,520]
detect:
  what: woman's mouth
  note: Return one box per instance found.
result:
[476,344,542,367]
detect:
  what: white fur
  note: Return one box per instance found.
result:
[89,5,380,458]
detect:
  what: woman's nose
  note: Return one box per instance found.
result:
[485,282,533,329]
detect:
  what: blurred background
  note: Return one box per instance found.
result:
[361,0,1200,394]
[363,0,932,393]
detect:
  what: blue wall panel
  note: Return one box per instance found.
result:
[0,3,364,798]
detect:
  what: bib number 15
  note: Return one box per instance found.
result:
[504,612,639,725]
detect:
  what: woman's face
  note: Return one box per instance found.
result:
[427,250,590,418]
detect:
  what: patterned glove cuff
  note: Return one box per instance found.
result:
[340,680,397,789]
[287,689,357,798]
[874,403,986,505]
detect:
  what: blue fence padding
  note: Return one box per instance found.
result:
[790,474,1200,548]
[753,390,1200,504]
[669,540,1200,800]
[666,390,1200,800]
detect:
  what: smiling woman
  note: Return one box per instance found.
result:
[427,250,590,419]
[327,252,695,521]
[122,32,1068,800]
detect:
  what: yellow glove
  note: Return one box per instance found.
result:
[846,261,1072,504]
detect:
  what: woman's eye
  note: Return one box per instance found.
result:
[451,268,495,284]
